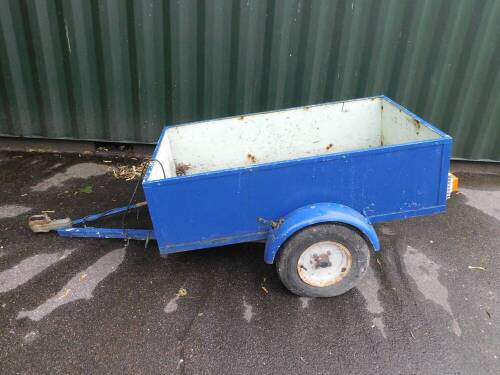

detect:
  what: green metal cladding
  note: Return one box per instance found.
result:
[0,0,499,160]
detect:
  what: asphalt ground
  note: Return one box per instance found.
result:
[0,151,498,374]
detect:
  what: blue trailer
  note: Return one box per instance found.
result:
[30,96,458,297]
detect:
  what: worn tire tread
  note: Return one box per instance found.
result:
[276,223,370,298]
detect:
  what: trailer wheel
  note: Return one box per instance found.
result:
[276,223,370,298]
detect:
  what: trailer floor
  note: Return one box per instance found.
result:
[0,151,498,374]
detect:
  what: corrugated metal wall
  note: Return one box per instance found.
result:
[0,0,499,160]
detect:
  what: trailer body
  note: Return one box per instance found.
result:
[143,96,452,260]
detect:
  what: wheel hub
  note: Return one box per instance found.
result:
[297,241,352,287]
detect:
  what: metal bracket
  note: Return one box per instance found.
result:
[257,217,284,229]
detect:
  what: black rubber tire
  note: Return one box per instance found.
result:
[275,223,370,298]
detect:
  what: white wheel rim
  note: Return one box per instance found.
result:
[297,241,352,287]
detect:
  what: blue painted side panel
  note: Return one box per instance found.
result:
[263,203,380,264]
[144,137,451,256]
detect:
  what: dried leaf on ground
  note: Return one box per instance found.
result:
[110,161,148,181]
[58,288,71,300]
[176,288,188,297]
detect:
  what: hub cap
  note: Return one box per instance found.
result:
[297,241,352,287]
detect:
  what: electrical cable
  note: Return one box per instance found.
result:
[121,158,166,242]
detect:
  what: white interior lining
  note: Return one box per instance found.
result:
[147,97,441,181]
